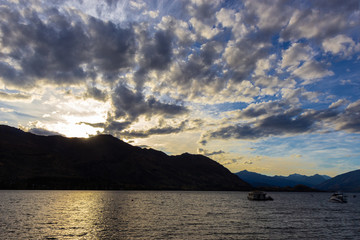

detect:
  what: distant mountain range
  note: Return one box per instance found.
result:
[0,125,250,190]
[235,170,330,188]
[236,170,360,192]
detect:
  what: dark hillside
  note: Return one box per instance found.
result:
[316,169,360,192]
[0,125,250,190]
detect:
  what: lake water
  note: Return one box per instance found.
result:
[0,191,359,239]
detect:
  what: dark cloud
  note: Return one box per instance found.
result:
[0,62,24,85]
[120,120,188,138]
[259,113,313,134]
[198,148,225,156]
[239,106,267,119]
[200,41,222,66]
[104,120,132,132]
[204,110,315,142]
[88,17,136,73]
[193,3,215,21]
[141,30,173,70]
[166,41,224,97]
[224,39,269,83]
[208,125,260,140]
[236,101,288,120]
[0,7,136,87]
[112,83,188,121]
[203,98,360,143]
[78,119,132,134]
[310,0,359,14]
[84,86,108,101]
[335,100,360,133]
[134,29,174,89]
[0,7,90,86]
[105,0,118,7]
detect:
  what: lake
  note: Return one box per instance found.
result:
[0,190,359,239]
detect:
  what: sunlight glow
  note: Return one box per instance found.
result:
[49,122,103,138]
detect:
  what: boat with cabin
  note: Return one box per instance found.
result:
[329,192,347,203]
[248,191,273,201]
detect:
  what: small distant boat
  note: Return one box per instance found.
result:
[248,191,273,201]
[329,192,347,203]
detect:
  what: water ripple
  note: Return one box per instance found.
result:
[0,191,359,239]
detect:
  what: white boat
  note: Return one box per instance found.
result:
[248,191,273,201]
[329,192,347,203]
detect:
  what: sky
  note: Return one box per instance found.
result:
[0,0,360,177]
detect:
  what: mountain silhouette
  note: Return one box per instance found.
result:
[235,170,329,188]
[316,169,360,192]
[0,125,251,190]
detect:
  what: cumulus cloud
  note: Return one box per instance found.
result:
[280,4,355,42]
[223,39,269,83]
[292,61,334,84]
[190,18,220,40]
[281,43,313,70]
[0,6,136,87]
[111,83,188,121]
[0,0,359,149]
[322,35,360,58]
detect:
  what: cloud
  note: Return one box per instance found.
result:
[334,100,360,133]
[0,91,32,101]
[203,113,314,142]
[190,17,220,39]
[104,120,132,132]
[112,83,188,121]
[322,35,360,58]
[139,30,173,71]
[244,0,293,33]
[280,87,319,104]
[234,101,289,120]
[203,98,360,143]
[202,105,316,142]
[198,148,225,156]
[120,120,188,138]
[1,0,359,165]
[280,2,356,42]
[132,28,174,90]
[279,43,334,84]
[0,6,136,87]
[84,86,108,102]
[329,99,348,109]
[223,39,269,83]
[87,16,136,73]
[292,61,334,84]
[281,43,313,70]
[153,40,225,100]
[0,107,14,113]
[216,8,248,39]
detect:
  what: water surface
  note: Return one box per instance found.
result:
[0,191,359,239]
